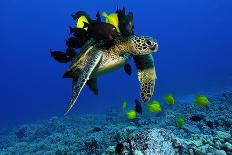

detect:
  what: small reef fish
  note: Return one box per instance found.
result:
[124,63,132,76]
[176,115,185,127]
[115,143,124,154]
[125,109,137,119]
[134,99,142,114]
[68,27,88,48]
[194,94,209,107]
[72,11,119,41]
[76,16,89,30]
[102,11,120,32]
[50,50,72,63]
[69,27,87,37]
[116,7,134,36]
[65,47,76,58]
[148,100,162,112]
[83,22,118,40]
[50,47,76,63]
[164,93,175,105]
[66,37,86,49]
[189,115,202,122]
[122,101,127,109]
[72,11,91,30]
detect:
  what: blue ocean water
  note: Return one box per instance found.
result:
[0,0,232,130]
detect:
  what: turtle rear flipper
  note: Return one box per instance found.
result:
[64,50,103,115]
[124,63,132,76]
[133,54,156,103]
[87,78,98,96]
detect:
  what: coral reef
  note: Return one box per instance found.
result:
[0,91,232,154]
[183,131,232,155]
[123,128,183,154]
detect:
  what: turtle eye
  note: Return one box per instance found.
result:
[145,40,152,46]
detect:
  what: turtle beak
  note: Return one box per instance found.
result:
[150,43,158,52]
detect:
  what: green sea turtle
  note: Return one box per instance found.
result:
[63,35,158,115]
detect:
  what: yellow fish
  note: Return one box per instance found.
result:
[122,101,127,109]
[76,16,89,30]
[148,100,162,112]
[125,109,137,119]
[176,115,185,127]
[194,94,209,107]
[102,11,120,32]
[164,93,175,105]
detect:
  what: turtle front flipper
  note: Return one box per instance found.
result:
[64,50,103,115]
[133,54,156,103]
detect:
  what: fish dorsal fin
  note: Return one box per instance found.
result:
[133,54,156,103]
[116,6,119,13]
[102,11,108,18]
[72,11,91,21]
[96,11,101,22]
[64,50,103,115]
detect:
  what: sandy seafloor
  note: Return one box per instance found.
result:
[1,90,232,155]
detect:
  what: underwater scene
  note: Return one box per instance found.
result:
[1,0,232,154]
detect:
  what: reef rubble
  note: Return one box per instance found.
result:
[0,91,232,154]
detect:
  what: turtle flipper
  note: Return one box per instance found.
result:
[124,63,132,76]
[64,50,103,115]
[87,78,98,96]
[133,54,156,103]
[63,45,94,78]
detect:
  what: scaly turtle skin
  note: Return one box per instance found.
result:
[63,35,158,115]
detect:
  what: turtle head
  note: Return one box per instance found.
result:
[131,35,158,55]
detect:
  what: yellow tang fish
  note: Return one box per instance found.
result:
[194,94,209,107]
[102,11,120,32]
[122,101,127,109]
[176,115,185,127]
[164,93,175,105]
[148,100,162,112]
[125,109,137,119]
[76,16,89,30]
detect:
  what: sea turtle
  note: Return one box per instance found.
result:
[63,35,158,115]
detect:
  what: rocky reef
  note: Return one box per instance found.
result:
[0,91,232,154]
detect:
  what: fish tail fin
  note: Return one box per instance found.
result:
[116,6,119,13]
[50,49,54,57]
[117,27,120,32]
[69,26,74,34]
[102,11,108,18]
[83,22,89,29]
